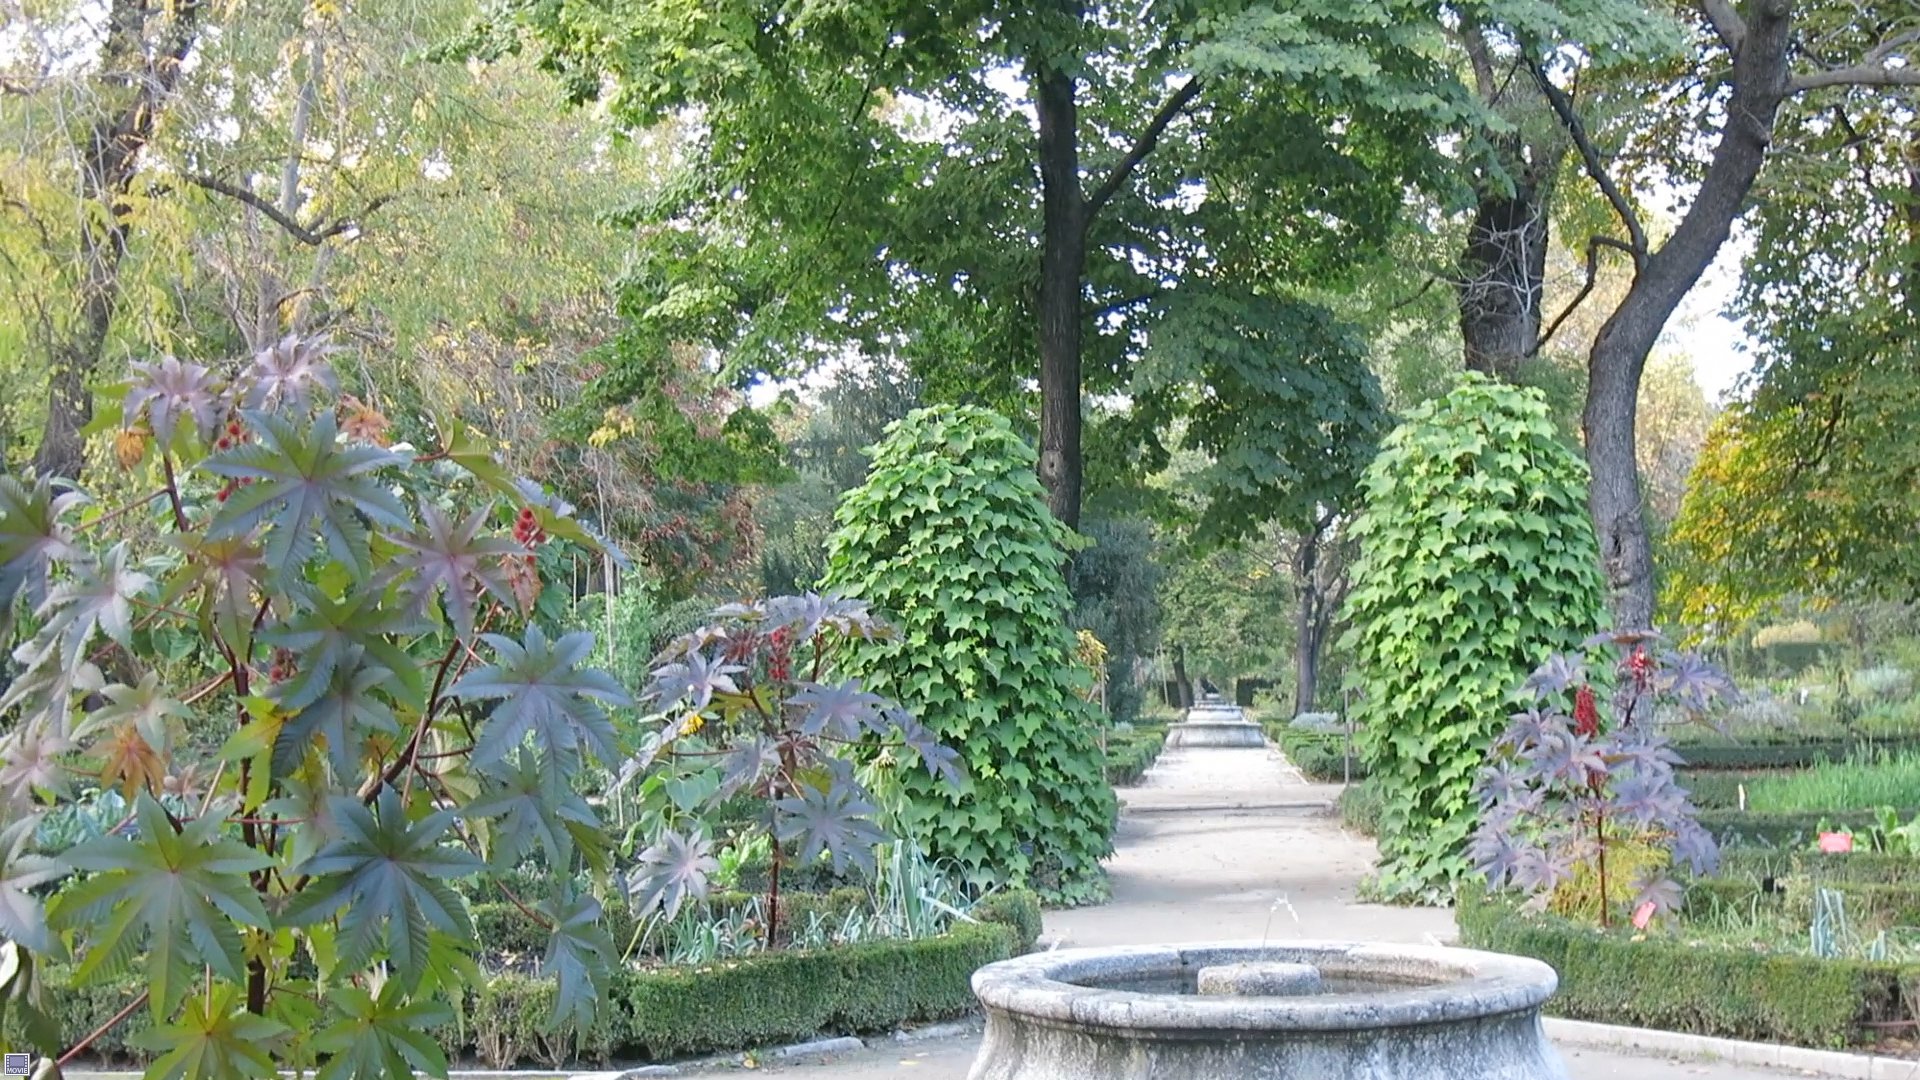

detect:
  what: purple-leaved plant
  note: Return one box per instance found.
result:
[625,593,963,946]
[1470,631,1735,928]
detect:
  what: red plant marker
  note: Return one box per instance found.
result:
[1632,900,1657,930]
[1818,832,1854,854]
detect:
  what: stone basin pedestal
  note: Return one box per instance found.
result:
[1166,704,1265,748]
[967,941,1568,1080]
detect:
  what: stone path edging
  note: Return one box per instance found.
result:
[1546,1012,1914,1078]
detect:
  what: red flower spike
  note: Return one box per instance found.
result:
[1573,684,1600,738]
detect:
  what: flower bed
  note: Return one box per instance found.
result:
[1457,886,1920,1048]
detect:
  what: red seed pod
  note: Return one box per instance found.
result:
[1573,684,1600,738]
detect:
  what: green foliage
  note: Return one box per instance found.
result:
[1457,886,1918,1048]
[0,339,631,1074]
[1340,375,1605,897]
[1067,518,1162,727]
[1101,724,1172,787]
[1263,721,1368,783]
[822,406,1117,903]
[1338,780,1386,838]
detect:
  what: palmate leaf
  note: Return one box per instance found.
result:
[465,748,599,867]
[282,789,481,990]
[204,410,408,581]
[0,475,83,611]
[129,986,288,1080]
[259,591,424,714]
[272,649,401,778]
[124,356,223,447]
[163,532,268,649]
[627,829,717,920]
[379,501,520,640]
[643,647,741,711]
[242,334,340,413]
[26,542,151,672]
[539,887,616,1033]
[0,719,76,808]
[774,785,886,876]
[790,680,884,738]
[0,816,63,952]
[312,981,452,1080]
[55,794,273,1018]
[451,626,630,771]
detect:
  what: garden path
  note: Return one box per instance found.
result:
[696,735,1847,1079]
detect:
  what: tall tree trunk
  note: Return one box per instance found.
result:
[1457,29,1562,381]
[1459,176,1550,379]
[31,0,205,483]
[1293,526,1324,715]
[1033,59,1086,530]
[1583,1,1793,630]
[1170,645,1193,708]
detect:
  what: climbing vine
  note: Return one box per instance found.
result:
[822,406,1117,905]
[1339,375,1605,899]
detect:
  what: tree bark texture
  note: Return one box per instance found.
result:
[1032,60,1086,531]
[32,0,206,483]
[1457,30,1563,380]
[1583,0,1793,631]
[1459,175,1551,379]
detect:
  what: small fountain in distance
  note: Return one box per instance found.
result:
[966,940,1568,1079]
[1165,693,1265,748]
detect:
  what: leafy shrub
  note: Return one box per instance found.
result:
[1340,375,1605,897]
[822,405,1117,904]
[1068,518,1162,726]
[1851,664,1912,702]
[0,338,632,1069]
[1290,712,1342,732]
[624,594,961,942]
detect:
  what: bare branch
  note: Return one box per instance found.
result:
[1791,62,1920,93]
[185,173,392,246]
[1532,235,1639,357]
[1528,58,1648,271]
[1085,76,1204,222]
[1699,0,1747,53]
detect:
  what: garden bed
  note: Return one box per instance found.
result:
[58,890,1042,1070]
[1671,736,1920,771]
[1457,886,1920,1048]
[1700,807,1915,847]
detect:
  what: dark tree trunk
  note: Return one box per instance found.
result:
[1583,1,1794,630]
[1458,177,1550,379]
[31,0,205,483]
[1293,527,1324,715]
[1170,645,1193,708]
[1032,59,1086,530]
[1456,29,1561,381]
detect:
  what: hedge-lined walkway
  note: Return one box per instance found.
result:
[706,734,1849,1079]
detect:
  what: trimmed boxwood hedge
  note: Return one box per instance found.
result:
[1337,779,1384,836]
[1719,849,1917,885]
[1261,720,1369,782]
[1701,808,1913,847]
[1103,723,1170,786]
[1458,887,1920,1048]
[1672,737,1920,771]
[56,890,1041,1070]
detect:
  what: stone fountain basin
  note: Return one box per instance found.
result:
[968,941,1567,1079]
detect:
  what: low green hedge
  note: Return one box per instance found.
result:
[1719,848,1916,885]
[1687,872,1920,928]
[55,890,1039,1070]
[1262,722,1368,782]
[1337,779,1383,836]
[473,887,875,957]
[1672,737,1920,771]
[1702,808,1912,847]
[1102,723,1170,786]
[1458,886,1920,1047]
